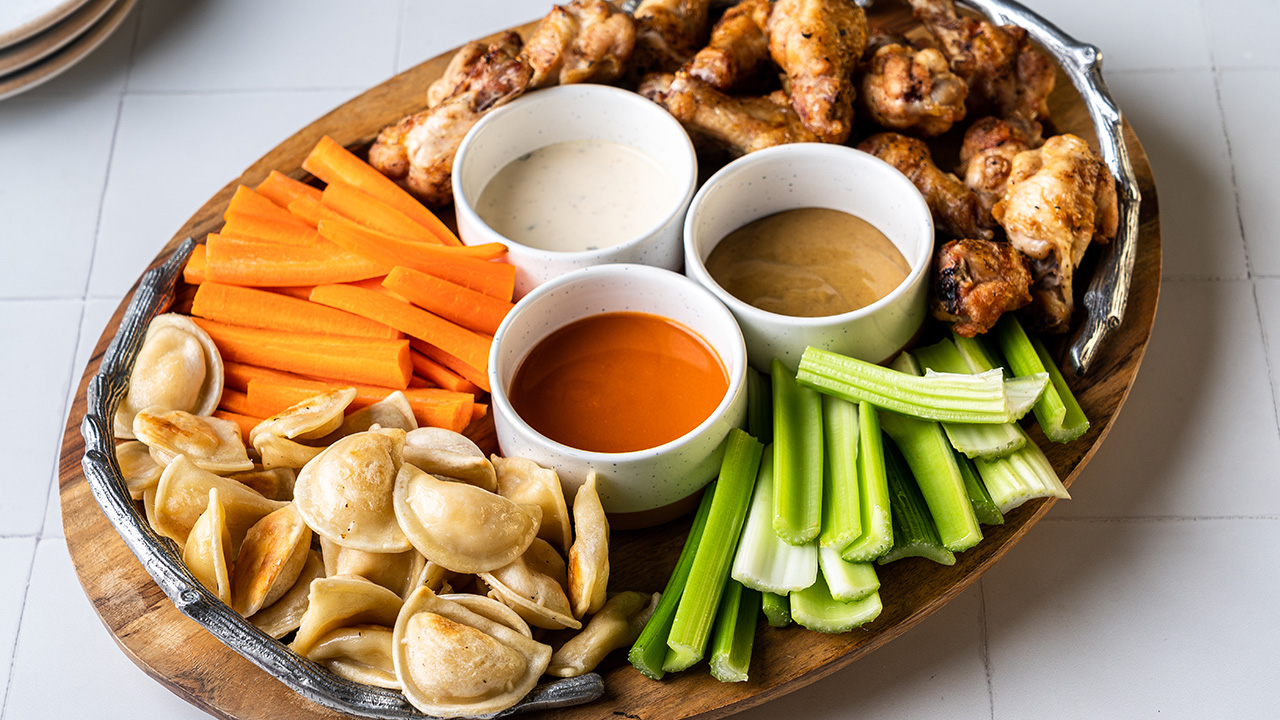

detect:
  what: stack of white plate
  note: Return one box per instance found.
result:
[0,0,137,101]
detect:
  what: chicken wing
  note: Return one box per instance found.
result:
[684,0,773,92]
[857,132,991,241]
[932,238,1033,336]
[956,115,1040,226]
[630,0,713,76]
[640,71,819,156]
[992,133,1120,333]
[859,42,968,137]
[768,0,868,144]
[908,0,1054,126]
[521,0,636,89]
[368,39,533,207]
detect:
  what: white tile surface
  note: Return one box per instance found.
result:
[0,538,37,711]
[89,89,354,299]
[3,540,207,720]
[1218,67,1280,277]
[1022,0,1212,71]
[985,518,1280,718]
[1203,0,1280,69]
[0,301,81,537]
[1058,279,1280,519]
[127,0,401,92]
[1103,70,1247,279]
[1255,279,1280,419]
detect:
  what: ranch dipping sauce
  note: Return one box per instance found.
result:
[476,138,677,253]
[704,207,912,317]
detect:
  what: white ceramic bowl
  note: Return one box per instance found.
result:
[488,263,748,529]
[453,84,698,299]
[684,143,935,372]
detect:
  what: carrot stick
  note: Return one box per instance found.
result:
[286,194,346,228]
[226,185,301,225]
[382,265,514,336]
[222,361,310,393]
[246,377,474,433]
[318,217,514,300]
[220,215,320,246]
[212,409,262,442]
[191,282,402,340]
[255,170,322,208]
[410,348,480,394]
[411,338,490,393]
[322,182,445,245]
[184,244,207,284]
[309,284,491,375]
[191,316,411,389]
[218,388,263,417]
[205,235,389,287]
[408,375,435,389]
[302,135,462,245]
[316,208,505,260]
[265,286,315,301]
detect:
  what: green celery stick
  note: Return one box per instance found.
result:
[840,402,893,562]
[628,487,716,680]
[974,425,1071,513]
[993,315,1090,443]
[913,339,1025,459]
[761,592,792,627]
[746,366,773,444]
[797,346,1047,424]
[771,358,823,545]
[819,394,861,549]
[731,447,818,593]
[951,330,1005,375]
[954,447,1004,525]
[708,579,761,683]
[791,573,882,634]
[877,439,957,566]
[665,429,763,672]
[818,546,879,602]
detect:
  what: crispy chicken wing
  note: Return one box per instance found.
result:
[858,132,991,241]
[640,71,819,155]
[860,42,968,137]
[908,0,1054,125]
[768,0,868,144]
[993,133,1119,333]
[956,115,1040,226]
[630,0,713,76]
[426,41,488,108]
[368,39,533,207]
[521,0,636,89]
[932,238,1033,336]
[684,0,773,92]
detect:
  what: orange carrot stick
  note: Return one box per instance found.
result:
[220,215,320,246]
[184,244,208,284]
[191,282,402,340]
[212,409,263,442]
[265,285,315,301]
[318,216,514,300]
[218,388,264,417]
[255,170,322,208]
[286,194,345,228]
[411,338,491,393]
[246,377,474,433]
[382,265,514,336]
[192,316,412,389]
[309,284,492,375]
[222,361,310,394]
[205,235,389,287]
[322,182,445,245]
[410,348,480,394]
[317,211,506,261]
[226,185,296,222]
[408,375,435,389]
[302,135,462,245]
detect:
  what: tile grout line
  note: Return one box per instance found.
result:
[35,302,89,541]
[977,578,996,720]
[0,538,40,720]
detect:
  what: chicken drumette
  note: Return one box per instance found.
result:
[767,0,868,144]
[640,71,819,155]
[858,131,991,241]
[932,238,1033,337]
[956,115,1040,225]
[683,0,774,92]
[629,0,714,76]
[993,133,1119,333]
[860,41,968,137]
[521,0,636,88]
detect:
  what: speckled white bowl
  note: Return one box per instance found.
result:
[684,143,934,372]
[489,263,748,529]
[453,84,698,300]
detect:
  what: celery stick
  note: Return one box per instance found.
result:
[798,347,1046,424]
[877,440,956,566]
[746,366,773,444]
[665,429,763,672]
[993,316,1090,443]
[819,394,861,549]
[791,573,882,634]
[913,339,1025,459]
[731,447,818,593]
[974,425,1071,513]
[709,579,761,683]
[952,330,1005,375]
[818,546,879,602]
[629,487,715,680]
[954,448,1004,525]
[840,402,893,562]
[761,592,792,627]
[771,359,823,545]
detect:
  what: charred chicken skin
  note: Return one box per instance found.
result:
[932,238,1033,336]
[993,133,1120,333]
[684,0,774,92]
[521,0,636,89]
[767,0,868,144]
[957,115,1039,226]
[858,131,992,241]
[630,0,714,76]
[860,41,968,137]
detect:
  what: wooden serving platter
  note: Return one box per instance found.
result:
[58,5,1161,720]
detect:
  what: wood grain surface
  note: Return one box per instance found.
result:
[58,5,1162,720]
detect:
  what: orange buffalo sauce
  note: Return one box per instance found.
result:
[509,312,728,453]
